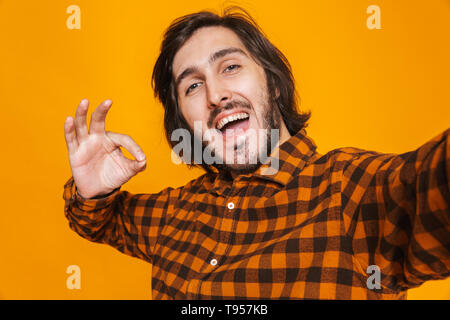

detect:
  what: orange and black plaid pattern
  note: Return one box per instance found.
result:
[63,128,450,299]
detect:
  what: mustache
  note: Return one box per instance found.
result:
[207,100,252,128]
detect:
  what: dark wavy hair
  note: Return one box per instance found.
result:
[151,6,311,172]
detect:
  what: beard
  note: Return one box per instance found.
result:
[203,97,282,176]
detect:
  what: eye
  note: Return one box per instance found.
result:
[224,64,240,72]
[186,82,201,95]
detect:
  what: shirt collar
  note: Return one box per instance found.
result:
[253,128,319,186]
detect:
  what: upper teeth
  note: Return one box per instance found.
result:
[216,112,249,130]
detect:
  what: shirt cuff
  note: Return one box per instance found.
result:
[63,176,121,212]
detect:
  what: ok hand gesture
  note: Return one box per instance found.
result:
[64,99,147,199]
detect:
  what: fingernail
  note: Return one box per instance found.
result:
[137,153,145,161]
[104,99,112,106]
[81,99,88,104]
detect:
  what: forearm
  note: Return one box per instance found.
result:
[63,176,179,263]
[63,176,122,242]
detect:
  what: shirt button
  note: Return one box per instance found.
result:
[210,259,218,266]
[227,202,235,210]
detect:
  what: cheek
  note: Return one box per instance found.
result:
[235,72,268,107]
[235,77,268,122]
[179,100,208,127]
[234,75,259,97]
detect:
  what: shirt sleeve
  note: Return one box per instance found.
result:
[63,176,181,263]
[340,128,450,292]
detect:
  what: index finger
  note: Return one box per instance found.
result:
[64,116,79,154]
[89,99,113,134]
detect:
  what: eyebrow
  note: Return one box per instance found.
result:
[175,47,248,90]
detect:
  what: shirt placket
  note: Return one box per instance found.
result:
[190,181,242,298]
[207,179,243,268]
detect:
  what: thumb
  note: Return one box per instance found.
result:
[132,158,147,173]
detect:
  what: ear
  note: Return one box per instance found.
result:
[275,87,280,100]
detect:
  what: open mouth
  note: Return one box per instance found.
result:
[215,112,250,135]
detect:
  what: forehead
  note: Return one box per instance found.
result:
[172,26,249,78]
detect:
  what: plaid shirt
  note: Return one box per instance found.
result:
[63,128,450,299]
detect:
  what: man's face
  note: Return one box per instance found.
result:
[172,26,282,173]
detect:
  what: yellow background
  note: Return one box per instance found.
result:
[0,0,449,299]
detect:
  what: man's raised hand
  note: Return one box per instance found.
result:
[64,99,147,199]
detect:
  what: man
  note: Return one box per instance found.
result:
[63,7,450,299]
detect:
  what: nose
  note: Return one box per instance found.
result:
[206,78,231,109]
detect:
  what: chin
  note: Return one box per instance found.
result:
[218,162,262,175]
[219,148,262,173]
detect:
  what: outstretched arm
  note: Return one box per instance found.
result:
[340,128,450,292]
